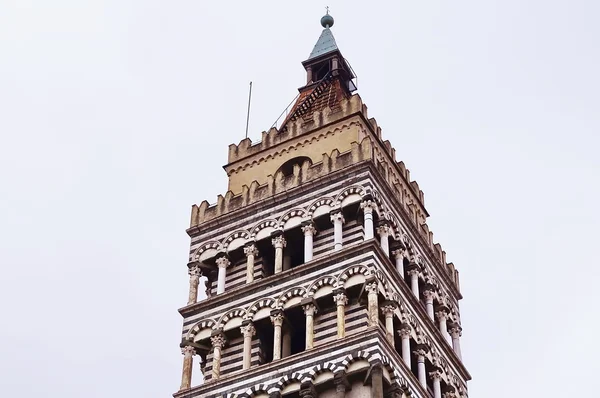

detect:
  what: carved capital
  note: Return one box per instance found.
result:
[243,244,258,257]
[365,281,379,295]
[449,324,463,338]
[423,289,435,302]
[334,370,350,391]
[429,369,443,380]
[215,256,230,269]
[334,292,348,306]
[181,345,196,357]
[210,332,226,349]
[270,309,285,326]
[301,223,317,236]
[187,264,201,278]
[407,268,420,278]
[360,199,377,214]
[381,302,396,317]
[271,234,287,249]
[436,310,449,321]
[303,303,318,317]
[330,211,345,224]
[391,248,406,260]
[376,224,392,237]
[240,322,256,338]
[397,325,411,338]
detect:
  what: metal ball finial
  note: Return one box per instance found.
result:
[321,7,334,28]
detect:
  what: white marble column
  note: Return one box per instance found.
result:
[449,324,463,360]
[271,310,284,360]
[215,256,230,295]
[414,348,428,388]
[243,243,258,284]
[240,322,255,370]
[330,211,345,251]
[187,263,201,305]
[381,302,396,345]
[408,269,420,298]
[436,309,450,343]
[303,302,318,349]
[360,200,376,240]
[210,332,226,380]
[302,223,317,262]
[365,280,379,326]
[391,249,406,278]
[271,234,286,274]
[179,345,195,390]
[376,224,391,257]
[430,370,443,398]
[397,325,412,369]
[423,289,435,321]
[334,290,348,338]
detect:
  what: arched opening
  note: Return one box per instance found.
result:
[278,156,312,177]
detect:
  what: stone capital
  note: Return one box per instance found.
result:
[449,324,463,338]
[360,199,377,214]
[429,369,443,380]
[334,292,348,306]
[407,268,420,277]
[365,280,379,295]
[436,310,449,321]
[376,224,392,236]
[381,301,397,317]
[243,243,259,257]
[422,289,436,301]
[210,331,226,349]
[397,324,411,338]
[299,380,316,398]
[270,309,285,326]
[413,344,429,357]
[181,345,196,357]
[187,263,201,278]
[333,370,350,391]
[215,255,230,269]
[330,210,345,224]
[301,297,318,316]
[391,248,406,260]
[271,234,287,249]
[269,393,282,398]
[301,223,317,236]
[240,321,256,338]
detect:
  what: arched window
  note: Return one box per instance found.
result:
[278,157,312,177]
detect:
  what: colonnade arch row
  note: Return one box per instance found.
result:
[183,262,465,392]
[191,185,414,261]
[188,184,449,305]
[237,351,406,397]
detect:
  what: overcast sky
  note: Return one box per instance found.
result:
[1,1,599,397]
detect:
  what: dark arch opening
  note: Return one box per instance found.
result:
[278,156,312,177]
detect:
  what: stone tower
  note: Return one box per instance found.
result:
[175,13,470,398]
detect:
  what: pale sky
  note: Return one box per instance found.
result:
[1,1,599,397]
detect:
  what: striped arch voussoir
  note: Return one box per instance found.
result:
[337,264,371,285]
[246,298,276,320]
[223,230,251,249]
[186,318,216,341]
[250,219,279,238]
[333,185,366,206]
[307,275,337,296]
[340,350,375,370]
[307,362,339,381]
[244,383,270,397]
[275,287,307,309]
[217,308,246,329]
[306,197,334,217]
[278,208,307,228]
[192,240,222,261]
[275,372,305,390]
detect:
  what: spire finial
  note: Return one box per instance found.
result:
[321,8,334,28]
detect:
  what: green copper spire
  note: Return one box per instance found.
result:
[308,11,338,60]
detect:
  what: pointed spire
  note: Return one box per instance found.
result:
[308,11,338,60]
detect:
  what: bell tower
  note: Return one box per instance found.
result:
[176,12,471,398]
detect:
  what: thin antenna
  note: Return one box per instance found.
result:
[245,81,253,138]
